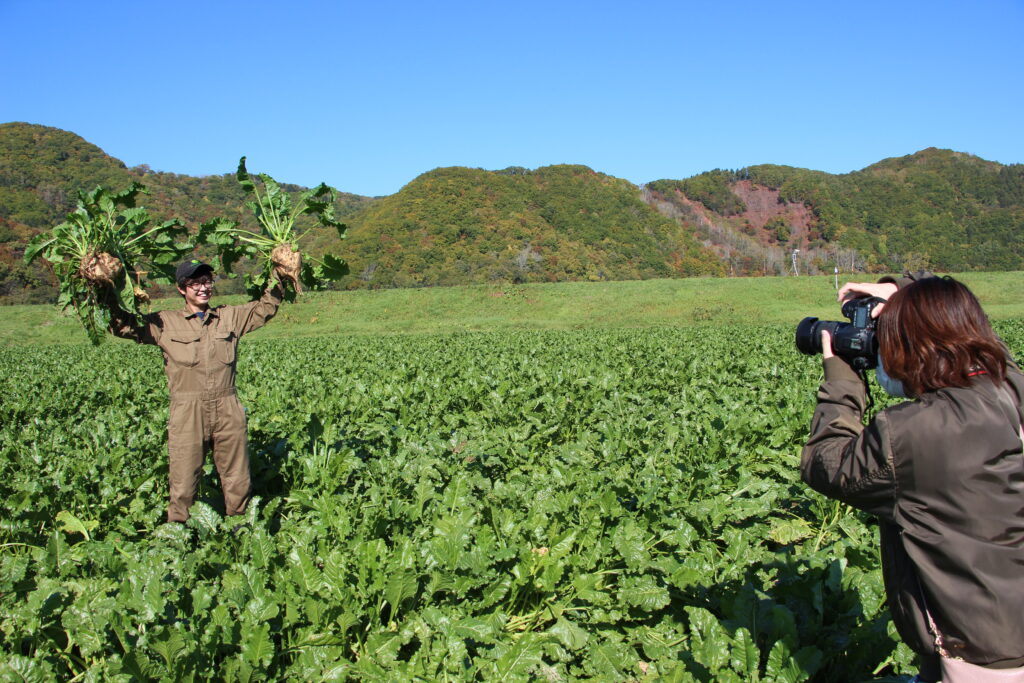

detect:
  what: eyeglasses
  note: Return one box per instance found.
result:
[185,278,214,289]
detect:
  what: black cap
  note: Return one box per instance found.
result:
[175,259,213,285]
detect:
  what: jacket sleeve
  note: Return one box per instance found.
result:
[801,357,898,520]
[234,280,285,337]
[109,310,162,345]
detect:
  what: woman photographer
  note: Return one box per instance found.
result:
[802,274,1024,682]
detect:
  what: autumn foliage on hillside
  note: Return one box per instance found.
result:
[337,165,723,288]
[2,122,1023,301]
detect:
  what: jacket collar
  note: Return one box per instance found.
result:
[182,305,220,321]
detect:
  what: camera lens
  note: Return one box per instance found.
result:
[795,317,822,355]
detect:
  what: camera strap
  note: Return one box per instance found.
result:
[859,369,875,414]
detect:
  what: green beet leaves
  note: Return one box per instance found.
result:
[199,158,349,301]
[24,183,197,345]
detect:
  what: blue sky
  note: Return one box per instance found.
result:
[2,0,1021,197]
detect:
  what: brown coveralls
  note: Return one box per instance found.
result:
[111,285,283,522]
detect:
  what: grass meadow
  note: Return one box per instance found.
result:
[2,272,1023,346]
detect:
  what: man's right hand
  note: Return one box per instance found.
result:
[273,265,293,285]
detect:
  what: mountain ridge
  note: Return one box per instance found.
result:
[2,122,1022,302]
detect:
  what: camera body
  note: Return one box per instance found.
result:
[795,297,885,370]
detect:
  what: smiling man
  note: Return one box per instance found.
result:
[108,258,292,523]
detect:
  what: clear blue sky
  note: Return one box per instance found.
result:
[2,0,1021,197]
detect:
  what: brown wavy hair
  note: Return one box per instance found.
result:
[877,276,1007,396]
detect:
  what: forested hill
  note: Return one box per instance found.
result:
[2,121,1022,302]
[336,165,722,288]
[0,123,722,300]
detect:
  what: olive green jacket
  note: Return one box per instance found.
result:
[801,277,1024,667]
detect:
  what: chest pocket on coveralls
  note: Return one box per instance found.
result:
[166,336,200,367]
[214,331,237,364]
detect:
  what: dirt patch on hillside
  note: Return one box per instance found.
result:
[731,181,814,234]
[643,180,830,275]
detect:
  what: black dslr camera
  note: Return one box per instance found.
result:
[795,297,885,370]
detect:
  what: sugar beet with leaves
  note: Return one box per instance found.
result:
[201,157,349,300]
[23,182,197,344]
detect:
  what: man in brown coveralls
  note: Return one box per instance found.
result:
[109,258,291,522]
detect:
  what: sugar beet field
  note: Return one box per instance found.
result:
[3,323,1023,681]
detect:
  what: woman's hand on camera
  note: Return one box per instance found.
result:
[837,281,897,303]
[837,281,897,318]
[820,330,834,360]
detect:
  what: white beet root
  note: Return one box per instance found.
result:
[79,252,123,285]
[271,244,302,293]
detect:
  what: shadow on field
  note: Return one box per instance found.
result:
[675,551,901,682]
[229,422,386,529]
[249,438,291,496]
[191,437,291,529]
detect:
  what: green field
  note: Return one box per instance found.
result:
[3,271,1023,346]
[2,274,1022,681]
